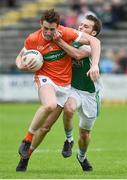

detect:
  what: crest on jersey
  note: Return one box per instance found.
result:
[42,78,47,82]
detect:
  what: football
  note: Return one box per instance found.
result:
[23,49,43,72]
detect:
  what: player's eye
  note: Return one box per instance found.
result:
[50,28,55,31]
[84,25,88,28]
[44,27,49,30]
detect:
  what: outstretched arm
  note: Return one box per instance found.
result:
[78,32,101,66]
[54,30,101,66]
[78,33,101,81]
[54,30,101,81]
[55,38,90,60]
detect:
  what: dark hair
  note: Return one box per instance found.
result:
[40,9,60,25]
[86,14,102,36]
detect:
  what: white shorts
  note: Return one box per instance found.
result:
[70,87,100,130]
[34,75,71,107]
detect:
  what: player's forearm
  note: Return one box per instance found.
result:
[85,38,100,65]
[56,39,88,60]
[91,38,101,66]
[78,34,101,65]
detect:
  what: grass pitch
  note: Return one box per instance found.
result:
[0,103,127,179]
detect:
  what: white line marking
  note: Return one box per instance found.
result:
[34,148,125,153]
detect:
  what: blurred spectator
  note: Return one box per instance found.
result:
[101,3,113,29]
[61,0,127,30]
[90,0,104,19]
[77,0,96,26]
[62,10,78,28]
[6,0,17,7]
[116,49,127,74]
[0,0,5,7]
[100,50,120,73]
[69,0,80,13]
[111,0,126,28]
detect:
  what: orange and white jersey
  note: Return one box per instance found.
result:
[24,25,79,86]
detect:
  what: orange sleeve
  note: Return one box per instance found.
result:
[63,27,79,42]
[24,34,37,49]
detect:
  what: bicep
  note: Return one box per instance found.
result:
[76,32,91,45]
[77,32,100,46]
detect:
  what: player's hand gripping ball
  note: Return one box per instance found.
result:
[23,49,43,72]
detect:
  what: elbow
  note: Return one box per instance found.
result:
[16,57,19,68]
[15,58,18,67]
[16,56,22,69]
[75,55,82,60]
[73,53,82,60]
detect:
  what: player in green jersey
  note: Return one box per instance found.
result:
[16,14,102,172]
[59,15,102,171]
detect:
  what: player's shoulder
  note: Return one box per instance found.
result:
[58,25,75,32]
[27,29,41,41]
[58,25,78,41]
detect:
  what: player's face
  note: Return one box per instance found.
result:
[41,20,58,41]
[78,19,96,36]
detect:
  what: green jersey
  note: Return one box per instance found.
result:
[71,42,100,93]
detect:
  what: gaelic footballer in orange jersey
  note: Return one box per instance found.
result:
[16,9,101,172]
[24,25,79,86]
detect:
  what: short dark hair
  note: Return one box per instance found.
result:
[86,14,102,36]
[40,9,60,25]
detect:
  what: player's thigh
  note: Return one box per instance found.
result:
[65,87,81,111]
[78,108,96,130]
[39,84,57,107]
[55,85,71,107]
[81,91,100,119]
[64,97,77,113]
[78,93,98,130]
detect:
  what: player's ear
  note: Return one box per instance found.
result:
[92,30,97,37]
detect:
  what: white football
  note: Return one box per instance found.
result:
[23,49,43,72]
